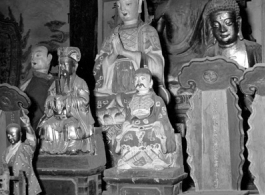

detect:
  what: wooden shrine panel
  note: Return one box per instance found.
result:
[239,64,265,195]
[178,56,245,191]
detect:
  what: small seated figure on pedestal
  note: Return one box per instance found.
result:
[38,47,95,155]
[2,109,41,195]
[115,68,180,170]
[204,0,262,68]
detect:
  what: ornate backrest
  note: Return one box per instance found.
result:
[178,56,245,191]
[0,83,30,168]
[0,8,30,87]
[239,64,265,195]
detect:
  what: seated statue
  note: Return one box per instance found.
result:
[115,68,180,170]
[94,0,169,103]
[203,0,262,111]
[2,109,41,195]
[204,0,262,68]
[38,47,95,155]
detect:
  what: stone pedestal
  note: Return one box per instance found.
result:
[36,128,106,195]
[103,167,187,195]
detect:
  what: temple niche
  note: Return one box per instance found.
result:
[0,0,265,194]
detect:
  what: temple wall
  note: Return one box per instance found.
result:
[247,0,262,44]
[0,0,69,83]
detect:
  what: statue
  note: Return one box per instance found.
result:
[20,45,54,132]
[94,0,169,102]
[204,0,262,68]
[152,0,210,82]
[2,109,41,195]
[115,68,180,170]
[94,0,171,167]
[38,47,95,155]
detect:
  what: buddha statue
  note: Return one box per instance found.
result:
[115,68,180,170]
[38,47,95,155]
[204,0,262,68]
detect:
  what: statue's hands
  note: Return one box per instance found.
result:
[112,33,125,56]
[20,109,30,127]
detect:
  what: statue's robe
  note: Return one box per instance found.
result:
[94,20,165,94]
[20,71,54,131]
[115,91,178,170]
[204,39,262,68]
[39,75,95,154]
[2,134,41,195]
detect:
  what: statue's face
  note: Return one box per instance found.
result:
[210,10,239,46]
[134,73,152,93]
[31,46,51,72]
[6,126,21,145]
[59,57,75,78]
[117,0,139,24]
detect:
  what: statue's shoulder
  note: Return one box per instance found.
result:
[244,39,262,51]
[139,22,157,33]
[204,44,216,57]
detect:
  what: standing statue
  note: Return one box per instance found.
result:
[115,68,181,170]
[2,109,41,195]
[38,47,95,155]
[204,0,262,68]
[20,45,54,132]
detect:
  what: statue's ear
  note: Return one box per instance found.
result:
[47,54,53,64]
[150,78,153,88]
[237,16,243,40]
[138,0,143,13]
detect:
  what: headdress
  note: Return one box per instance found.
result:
[205,0,240,18]
[135,68,152,77]
[57,47,81,62]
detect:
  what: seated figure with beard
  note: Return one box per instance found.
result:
[38,47,95,155]
[115,68,181,170]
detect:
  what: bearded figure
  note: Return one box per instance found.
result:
[38,47,95,155]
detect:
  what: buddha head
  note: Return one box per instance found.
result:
[6,123,21,145]
[57,47,81,87]
[117,0,143,25]
[134,68,153,95]
[31,45,52,74]
[206,0,242,47]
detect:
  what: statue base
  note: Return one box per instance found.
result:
[183,191,249,195]
[103,167,187,195]
[36,128,106,195]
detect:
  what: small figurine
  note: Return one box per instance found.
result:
[20,45,54,132]
[38,47,95,155]
[204,0,262,68]
[115,68,180,170]
[2,109,41,195]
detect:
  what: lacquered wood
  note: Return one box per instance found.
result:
[239,64,265,195]
[179,56,245,191]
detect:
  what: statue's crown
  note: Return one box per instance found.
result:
[57,47,81,62]
[205,0,240,18]
[135,68,152,77]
